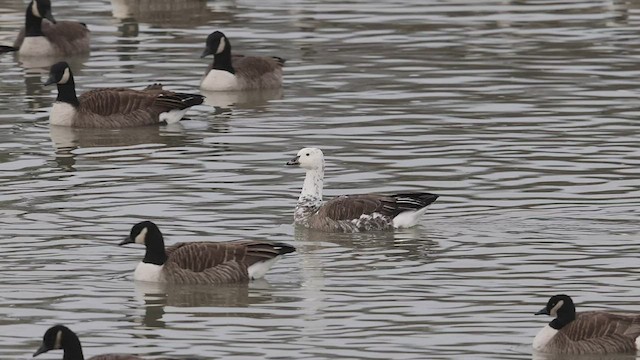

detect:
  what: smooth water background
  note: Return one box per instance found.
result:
[0,0,639,359]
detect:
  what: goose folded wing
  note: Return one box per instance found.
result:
[42,20,89,43]
[165,242,248,272]
[551,312,640,354]
[317,195,398,220]
[233,56,283,78]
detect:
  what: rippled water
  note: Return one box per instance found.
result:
[1,0,639,359]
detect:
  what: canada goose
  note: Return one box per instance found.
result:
[2,0,90,56]
[199,31,285,91]
[286,147,439,232]
[533,294,640,354]
[34,325,144,360]
[44,62,204,128]
[119,221,296,284]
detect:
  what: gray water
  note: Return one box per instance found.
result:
[0,0,639,359]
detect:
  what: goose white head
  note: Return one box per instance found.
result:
[286,147,324,171]
[287,147,325,204]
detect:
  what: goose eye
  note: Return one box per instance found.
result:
[306,153,310,156]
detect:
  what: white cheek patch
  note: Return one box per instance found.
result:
[550,300,564,317]
[58,68,70,84]
[54,330,62,349]
[31,1,41,18]
[216,37,226,54]
[134,227,147,245]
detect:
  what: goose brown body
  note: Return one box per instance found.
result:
[5,0,90,56]
[541,311,640,354]
[287,147,439,232]
[45,62,204,128]
[71,87,202,128]
[200,31,285,91]
[303,193,439,232]
[120,221,296,285]
[534,294,640,354]
[15,20,89,55]
[162,240,295,284]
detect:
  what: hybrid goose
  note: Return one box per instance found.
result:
[44,62,204,128]
[2,0,90,56]
[35,325,143,360]
[200,31,285,91]
[286,147,439,232]
[534,294,640,354]
[119,221,296,284]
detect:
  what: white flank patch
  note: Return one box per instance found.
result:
[134,227,147,245]
[134,262,164,282]
[200,69,240,91]
[159,109,188,124]
[19,36,56,56]
[248,256,280,280]
[532,325,558,351]
[32,0,41,18]
[393,205,431,228]
[49,102,77,126]
[635,335,640,350]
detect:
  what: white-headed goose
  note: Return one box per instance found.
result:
[2,0,90,56]
[533,294,640,354]
[119,221,296,284]
[286,147,439,232]
[44,62,204,128]
[199,31,285,91]
[34,325,144,360]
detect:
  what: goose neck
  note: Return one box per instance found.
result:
[56,80,79,107]
[25,5,44,37]
[212,46,234,74]
[143,230,168,266]
[61,330,85,360]
[299,166,324,203]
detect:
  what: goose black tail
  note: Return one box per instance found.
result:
[0,45,17,53]
[272,242,296,255]
[175,93,205,108]
[393,192,439,212]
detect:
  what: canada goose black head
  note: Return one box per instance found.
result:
[29,0,56,24]
[34,325,83,358]
[44,61,79,107]
[536,294,576,329]
[44,61,73,86]
[200,31,229,58]
[120,221,167,266]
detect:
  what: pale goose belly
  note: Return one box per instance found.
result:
[49,102,77,126]
[133,262,164,282]
[200,69,240,91]
[19,36,57,56]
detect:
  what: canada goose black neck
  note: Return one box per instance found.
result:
[60,327,84,360]
[213,41,235,74]
[25,3,44,37]
[548,295,576,330]
[143,224,168,266]
[56,75,79,107]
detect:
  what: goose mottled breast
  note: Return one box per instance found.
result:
[534,294,640,354]
[44,62,203,128]
[286,147,439,232]
[200,31,285,91]
[120,221,296,285]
